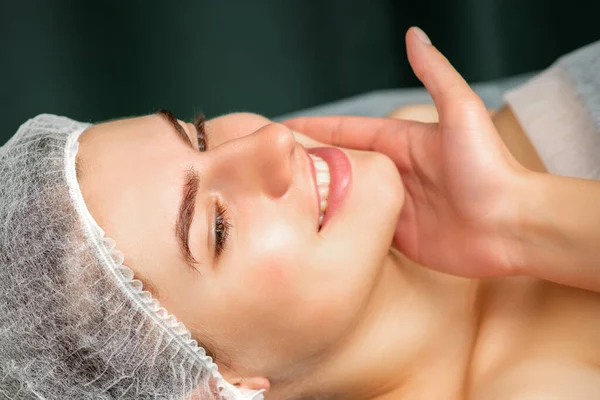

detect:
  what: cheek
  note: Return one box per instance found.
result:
[226,218,326,333]
[233,226,354,330]
[241,224,306,296]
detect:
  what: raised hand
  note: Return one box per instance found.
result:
[285,27,527,278]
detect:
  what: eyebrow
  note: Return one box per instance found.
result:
[154,110,202,266]
[156,109,194,148]
[177,168,200,264]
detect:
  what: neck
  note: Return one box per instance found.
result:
[304,249,485,400]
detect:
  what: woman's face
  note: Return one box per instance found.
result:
[77,112,403,383]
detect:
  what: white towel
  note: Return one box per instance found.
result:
[505,41,600,180]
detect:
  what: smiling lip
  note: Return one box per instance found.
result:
[307,147,351,231]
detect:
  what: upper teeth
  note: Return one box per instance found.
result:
[309,154,331,228]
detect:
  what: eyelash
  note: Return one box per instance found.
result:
[193,114,208,151]
[193,113,232,259]
[214,199,231,259]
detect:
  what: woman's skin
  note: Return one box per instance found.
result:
[77,115,600,400]
[288,28,600,295]
[387,103,547,174]
[78,112,413,398]
[384,105,600,399]
[75,31,600,399]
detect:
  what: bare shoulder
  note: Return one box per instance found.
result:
[475,359,600,400]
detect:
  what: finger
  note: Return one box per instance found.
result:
[406,27,492,128]
[283,115,414,153]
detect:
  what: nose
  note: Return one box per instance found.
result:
[208,123,296,198]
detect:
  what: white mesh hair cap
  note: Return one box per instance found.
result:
[0,114,264,400]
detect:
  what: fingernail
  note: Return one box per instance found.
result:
[413,27,431,45]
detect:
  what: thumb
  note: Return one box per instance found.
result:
[406,27,493,132]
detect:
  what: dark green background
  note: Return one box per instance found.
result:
[2,1,599,144]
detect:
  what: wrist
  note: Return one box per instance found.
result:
[505,172,600,291]
[502,168,544,276]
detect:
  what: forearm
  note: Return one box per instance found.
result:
[512,172,600,292]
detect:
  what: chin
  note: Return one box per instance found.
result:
[345,147,403,254]
[306,149,403,329]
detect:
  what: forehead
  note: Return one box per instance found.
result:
[76,113,192,283]
[80,114,168,144]
[76,114,196,181]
